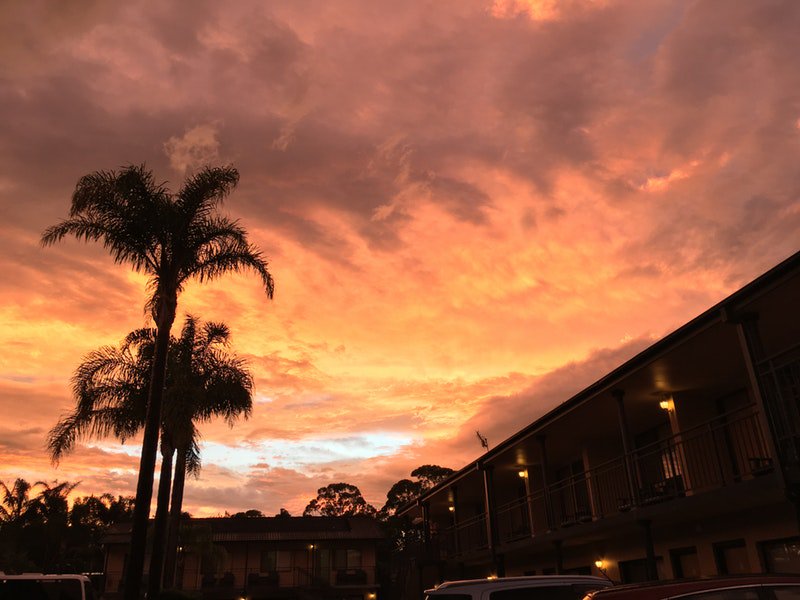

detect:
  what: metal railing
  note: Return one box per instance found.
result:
[104,565,378,594]
[759,345,800,472]
[438,512,488,557]
[436,405,772,557]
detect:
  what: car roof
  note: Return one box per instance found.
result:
[427,575,610,594]
[0,574,90,581]
[587,575,800,599]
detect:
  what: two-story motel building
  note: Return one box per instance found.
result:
[398,250,800,595]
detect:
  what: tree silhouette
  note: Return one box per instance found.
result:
[410,465,454,491]
[42,164,272,600]
[303,483,377,517]
[47,316,253,595]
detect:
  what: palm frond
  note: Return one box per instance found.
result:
[176,165,239,222]
[188,244,274,298]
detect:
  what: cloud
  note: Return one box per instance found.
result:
[1,0,799,517]
[163,124,221,174]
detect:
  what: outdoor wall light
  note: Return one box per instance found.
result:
[659,396,675,411]
[309,544,315,550]
[487,574,498,580]
[518,469,528,478]
[594,559,605,569]
[448,505,455,512]
[367,593,377,600]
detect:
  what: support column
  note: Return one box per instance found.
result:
[537,435,554,530]
[553,540,563,574]
[451,486,460,555]
[421,501,431,549]
[522,467,537,537]
[639,519,658,581]
[481,464,499,573]
[614,390,639,507]
[729,313,788,487]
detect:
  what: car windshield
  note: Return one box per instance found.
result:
[0,578,83,600]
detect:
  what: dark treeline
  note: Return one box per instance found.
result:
[0,478,133,574]
[0,464,453,576]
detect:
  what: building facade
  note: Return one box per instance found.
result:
[103,516,383,600]
[398,251,800,596]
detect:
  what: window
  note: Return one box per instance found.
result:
[0,579,84,600]
[554,460,591,524]
[618,558,651,584]
[671,546,701,579]
[334,548,363,570]
[713,540,750,575]
[260,550,277,573]
[761,537,800,574]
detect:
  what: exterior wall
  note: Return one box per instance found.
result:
[104,549,125,593]
[500,501,798,581]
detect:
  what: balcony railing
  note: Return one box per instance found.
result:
[759,345,800,473]
[440,405,772,556]
[438,512,488,557]
[105,565,378,595]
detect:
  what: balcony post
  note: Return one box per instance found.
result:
[553,540,563,574]
[726,311,787,490]
[480,463,500,572]
[614,389,640,507]
[522,466,537,537]
[451,486,460,555]
[421,501,431,549]
[537,435,554,530]
[639,519,658,580]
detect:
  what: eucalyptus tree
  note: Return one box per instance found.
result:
[42,165,272,600]
[48,316,253,595]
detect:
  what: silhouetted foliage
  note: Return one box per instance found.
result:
[411,465,455,491]
[47,315,253,593]
[43,164,273,600]
[379,465,455,519]
[0,479,134,574]
[275,508,292,518]
[231,509,265,518]
[303,483,377,517]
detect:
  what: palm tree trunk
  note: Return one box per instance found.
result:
[147,435,175,598]
[162,447,188,590]
[125,296,176,600]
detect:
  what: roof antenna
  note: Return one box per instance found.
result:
[476,430,489,451]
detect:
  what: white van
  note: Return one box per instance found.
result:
[0,573,96,600]
[425,575,613,600]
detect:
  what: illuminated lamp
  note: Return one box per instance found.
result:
[659,396,675,411]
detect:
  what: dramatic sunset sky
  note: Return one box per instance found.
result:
[1,0,799,516]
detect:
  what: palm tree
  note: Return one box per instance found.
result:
[153,317,253,594]
[0,478,34,526]
[42,165,273,600]
[48,316,252,594]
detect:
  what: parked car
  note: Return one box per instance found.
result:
[0,573,96,600]
[426,575,613,600]
[582,574,800,600]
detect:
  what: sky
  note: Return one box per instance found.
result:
[1,0,799,517]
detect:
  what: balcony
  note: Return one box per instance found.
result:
[106,565,378,598]
[441,405,772,556]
